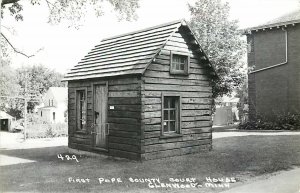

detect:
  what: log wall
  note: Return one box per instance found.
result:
[68,75,142,160]
[141,30,213,160]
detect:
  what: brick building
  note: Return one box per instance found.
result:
[245,10,300,121]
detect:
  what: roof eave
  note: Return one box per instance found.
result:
[242,19,300,35]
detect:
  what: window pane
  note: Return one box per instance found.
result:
[82,102,86,125]
[169,121,175,132]
[170,98,176,108]
[77,90,86,130]
[164,110,169,121]
[164,97,169,108]
[180,63,185,70]
[172,54,188,72]
[170,110,175,120]
[162,96,180,134]
[163,121,169,132]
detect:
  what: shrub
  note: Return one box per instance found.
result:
[239,113,300,130]
[25,122,68,138]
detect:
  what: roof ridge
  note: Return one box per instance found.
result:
[63,19,218,81]
[102,19,184,42]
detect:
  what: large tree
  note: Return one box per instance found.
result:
[0,0,139,57]
[189,0,246,98]
[16,65,65,111]
[0,64,65,118]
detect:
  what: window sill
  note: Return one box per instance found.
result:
[160,133,183,139]
[75,130,88,135]
[170,71,188,76]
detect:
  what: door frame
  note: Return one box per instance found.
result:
[91,81,109,151]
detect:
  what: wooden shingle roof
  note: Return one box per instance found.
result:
[64,20,213,81]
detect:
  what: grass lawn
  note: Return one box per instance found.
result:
[1,135,300,193]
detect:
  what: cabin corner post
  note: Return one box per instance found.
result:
[140,76,146,161]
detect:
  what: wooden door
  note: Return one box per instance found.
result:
[93,84,108,149]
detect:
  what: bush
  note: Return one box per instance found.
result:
[239,113,300,130]
[25,122,68,138]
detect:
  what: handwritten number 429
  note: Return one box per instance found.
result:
[57,154,79,162]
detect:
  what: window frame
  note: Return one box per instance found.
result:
[161,92,182,137]
[170,51,190,75]
[75,87,88,132]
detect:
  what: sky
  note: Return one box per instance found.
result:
[2,0,299,74]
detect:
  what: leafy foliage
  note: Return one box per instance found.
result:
[0,64,65,118]
[188,0,246,98]
[16,64,65,112]
[2,0,139,26]
[239,113,300,130]
[0,64,23,118]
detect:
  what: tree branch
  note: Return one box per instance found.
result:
[1,0,20,6]
[1,32,35,58]
[1,24,17,35]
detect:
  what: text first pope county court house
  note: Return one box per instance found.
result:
[63,20,217,160]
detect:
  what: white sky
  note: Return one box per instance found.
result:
[2,0,299,74]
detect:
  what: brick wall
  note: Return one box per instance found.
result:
[247,24,300,121]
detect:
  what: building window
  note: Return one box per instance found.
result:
[41,111,42,117]
[170,52,190,75]
[53,112,55,121]
[76,89,87,131]
[162,94,181,134]
[49,99,50,106]
[51,99,54,106]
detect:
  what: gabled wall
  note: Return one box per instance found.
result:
[140,28,213,160]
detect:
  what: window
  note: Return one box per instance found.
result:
[76,89,87,131]
[170,52,190,75]
[51,99,54,106]
[53,112,55,121]
[162,94,181,135]
[41,111,42,117]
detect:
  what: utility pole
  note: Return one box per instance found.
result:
[24,73,28,141]
[0,72,41,141]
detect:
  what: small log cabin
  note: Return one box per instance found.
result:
[63,20,217,160]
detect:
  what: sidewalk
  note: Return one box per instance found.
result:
[213,131,300,139]
[221,168,300,193]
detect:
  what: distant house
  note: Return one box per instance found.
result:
[0,111,15,131]
[244,10,300,121]
[37,87,67,123]
[213,95,239,126]
[63,20,217,160]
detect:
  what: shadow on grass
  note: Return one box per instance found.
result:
[0,135,300,193]
[0,146,69,163]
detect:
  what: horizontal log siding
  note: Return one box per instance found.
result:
[141,31,213,160]
[68,76,142,160]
